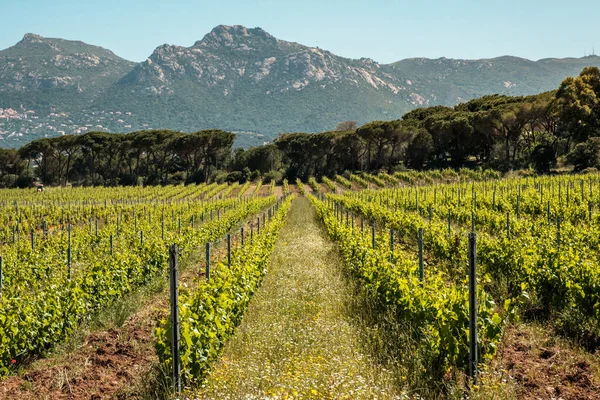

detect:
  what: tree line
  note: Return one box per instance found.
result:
[0,67,599,188]
[0,130,234,187]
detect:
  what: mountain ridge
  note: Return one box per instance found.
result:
[7,29,596,65]
[1,26,599,148]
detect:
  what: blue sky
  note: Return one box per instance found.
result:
[0,0,598,63]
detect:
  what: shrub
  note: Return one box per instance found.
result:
[263,170,283,184]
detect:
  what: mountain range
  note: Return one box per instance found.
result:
[1,25,599,148]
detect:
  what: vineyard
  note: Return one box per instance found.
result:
[321,172,600,348]
[0,180,292,385]
[1,171,600,398]
[299,171,600,398]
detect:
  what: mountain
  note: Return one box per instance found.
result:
[387,55,600,104]
[0,33,134,111]
[1,26,599,148]
[0,33,135,143]
[94,25,413,145]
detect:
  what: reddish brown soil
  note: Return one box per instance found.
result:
[0,210,269,399]
[228,185,243,198]
[258,184,271,197]
[0,304,166,400]
[288,184,301,196]
[273,185,284,198]
[242,185,256,197]
[302,184,314,195]
[350,182,363,191]
[500,324,600,400]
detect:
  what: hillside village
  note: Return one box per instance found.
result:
[0,107,139,145]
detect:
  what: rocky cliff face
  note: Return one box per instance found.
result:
[121,25,410,99]
[1,25,599,148]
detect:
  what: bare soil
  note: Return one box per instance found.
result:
[257,184,271,196]
[273,185,284,198]
[228,185,243,197]
[1,298,166,400]
[242,185,255,197]
[499,324,600,400]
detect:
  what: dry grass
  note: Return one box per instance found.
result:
[195,198,403,399]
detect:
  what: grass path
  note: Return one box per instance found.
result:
[196,197,401,399]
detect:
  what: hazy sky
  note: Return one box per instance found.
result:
[0,0,598,63]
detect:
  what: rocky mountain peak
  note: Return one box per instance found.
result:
[212,25,250,37]
[212,25,273,40]
[21,33,44,43]
[194,24,277,49]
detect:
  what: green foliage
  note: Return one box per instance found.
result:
[308,192,504,376]
[233,145,282,174]
[321,176,337,192]
[530,143,557,173]
[282,179,289,194]
[328,172,600,354]
[296,178,307,196]
[3,31,600,178]
[0,183,274,375]
[262,170,282,184]
[308,177,320,193]
[349,174,369,188]
[567,137,600,171]
[359,172,385,187]
[155,195,294,385]
[377,172,399,186]
[15,129,235,186]
[556,67,600,142]
[406,131,434,169]
[2,28,600,156]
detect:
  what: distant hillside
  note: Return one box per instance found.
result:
[1,26,599,148]
[0,33,134,111]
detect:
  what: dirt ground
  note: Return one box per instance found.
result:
[1,300,165,400]
[497,323,600,400]
[273,185,284,198]
[242,184,256,197]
